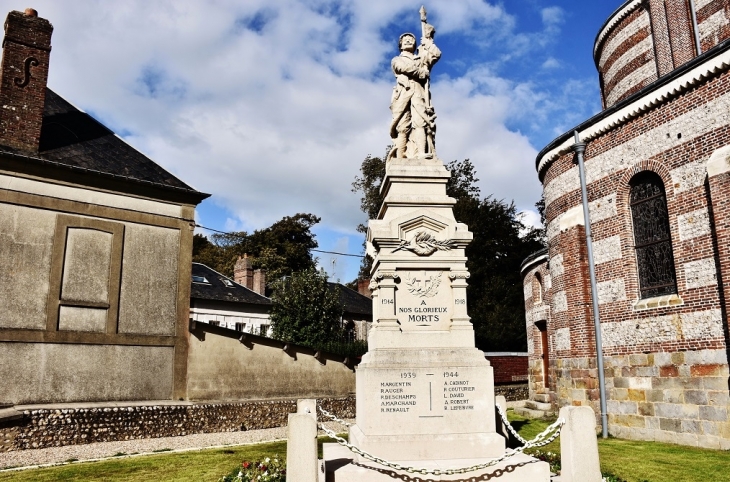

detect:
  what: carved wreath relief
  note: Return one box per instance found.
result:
[392,231,453,256]
[405,270,442,298]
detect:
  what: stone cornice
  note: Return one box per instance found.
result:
[537,41,730,179]
[593,0,644,62]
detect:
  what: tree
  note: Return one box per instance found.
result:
[351,149,388,279]
[269,268,344,347]
[192,213,320,282]
[353,155,543,351]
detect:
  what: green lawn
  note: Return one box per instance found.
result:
[0,418,728,481]
[509,412,730,482]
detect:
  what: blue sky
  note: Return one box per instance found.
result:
[23,0,624,283]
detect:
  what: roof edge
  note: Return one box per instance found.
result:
[0,149,210,205]
[520,247,548,275]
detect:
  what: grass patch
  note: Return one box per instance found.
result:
[0,416,726,482]
[0,441,287,482]
[0,437,345,482]
[507,410,730,482]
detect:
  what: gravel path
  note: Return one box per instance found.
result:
[0,419,353,472]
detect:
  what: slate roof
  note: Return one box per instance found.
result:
[331,282,372,317]
[190,263,272,306]
[0,88,209,204]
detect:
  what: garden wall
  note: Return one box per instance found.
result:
[186,323,356,401]
[0,396,355,452]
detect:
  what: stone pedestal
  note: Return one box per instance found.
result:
[324,157,550,480]
[350,157,505,462]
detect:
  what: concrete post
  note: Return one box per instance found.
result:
[558,406,602,482]
[286,399,318,482]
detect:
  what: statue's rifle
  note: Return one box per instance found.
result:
[419,5,431,108]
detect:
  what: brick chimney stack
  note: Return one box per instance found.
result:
[0,9,53,152]
[233,254,254,290]
[357,279,371,299]
[253,269,266,296]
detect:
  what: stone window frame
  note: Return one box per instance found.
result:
[46,214,125,334]
[616,163,683,310]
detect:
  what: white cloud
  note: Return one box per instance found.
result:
[21,0,559,237]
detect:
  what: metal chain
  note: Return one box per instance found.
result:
[317,404,564,476]
[317,406,352,427]
[495,403,528,445]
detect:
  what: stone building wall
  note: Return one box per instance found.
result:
[0,397,355,452]
[523,1,730,449]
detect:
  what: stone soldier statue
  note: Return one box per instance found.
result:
[388,6,441,159]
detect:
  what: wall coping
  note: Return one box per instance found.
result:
[483,352,529,357]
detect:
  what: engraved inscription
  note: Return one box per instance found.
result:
[443,371,475,411]
[396,269,452,330]
[380,381,417,413]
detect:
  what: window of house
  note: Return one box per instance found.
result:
[209,320,220,327]
[222,279,234,287]
[235,322,246,332]
[259,324,270,336]
[192,275,209,284]
[630,172,677,299]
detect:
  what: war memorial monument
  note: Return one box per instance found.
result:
[316,8,583,481]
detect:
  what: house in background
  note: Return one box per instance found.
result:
[190,262,273,336]
[190,255,373,340]
[0,9,209,405]
[335,282,372,341]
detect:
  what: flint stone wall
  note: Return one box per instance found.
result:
[0,396,355,452]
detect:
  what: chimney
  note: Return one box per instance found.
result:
[253,269,266,296]
[233,254,254,290]
[357,279,371,299]
[0,9,53,152]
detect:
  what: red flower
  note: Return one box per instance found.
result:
[242,461,251,468]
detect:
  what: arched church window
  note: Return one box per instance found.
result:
[630,172,677,299]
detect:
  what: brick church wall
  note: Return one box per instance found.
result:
[525,1,730,448]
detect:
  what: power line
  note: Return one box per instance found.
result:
[194,223,365,258]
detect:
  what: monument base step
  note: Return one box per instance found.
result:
[514,407,556,419]
[525,400,553,411]
[323,443,551,481]
[533,393,551,403]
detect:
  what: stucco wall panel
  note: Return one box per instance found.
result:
[0,343,173,404]
[0,204,55,329]
[58,306,106,333]
[61,228,113,304]
[118,223,179,336]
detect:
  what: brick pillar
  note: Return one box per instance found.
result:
[648,0,676,76]
[664,0,696,66]
[233,254,254,290]
[253,269,266,295]
[707,146,730,337]
[0,9,52,152]
[561,225,593,359]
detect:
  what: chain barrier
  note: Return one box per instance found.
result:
[317,404,564,476]
[495,403,528,445]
